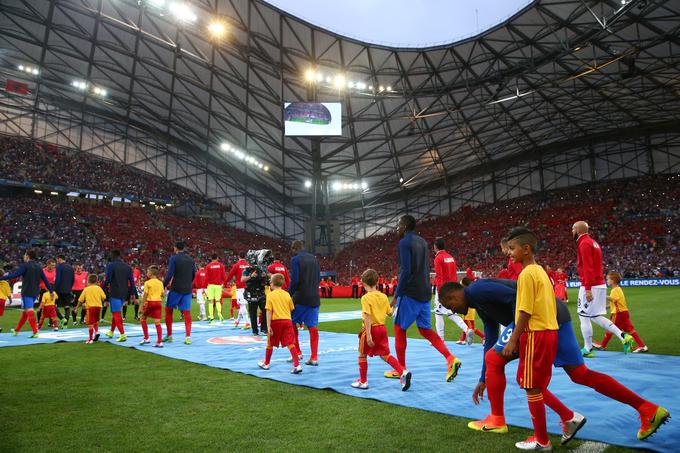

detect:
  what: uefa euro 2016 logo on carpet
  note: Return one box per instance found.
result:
[207,336,263,345]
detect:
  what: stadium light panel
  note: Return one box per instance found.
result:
[166,203,172,207]
[361,181,368,189]
[378,85,385,92]
[147,0,165,7]
[264,166,269,172]
[34,189,43,194]
[18,65,24,71]
[356,82,367,90]
[386,86,392,92]
[332,182,341,191]
[304,180,312,188]
[50,191,59,196]
[32,68,39,75]
[333,75,346,89]
[149,201,156,205]
[368,85,373,90]
[305,69,316,82]
[325,76,332,83]
[220,143,230,151]
[347,81,355,89]
[169,2,197,23]
[208,20,227,38]
[399,177,404,183]
[316,72,324,82]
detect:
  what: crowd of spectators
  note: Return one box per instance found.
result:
[0,135,219,208]
[330,174,680,282]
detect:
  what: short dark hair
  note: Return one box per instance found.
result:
[111,250,122,260]
[239,251,246,259]
[87,274,98,284]
[434,237,445,251]
[438,281,464,302]
[361,268,379,287]
[506,227,538,252]
[25,249,37,260]
[211,253,218,260]
[460,276,472,287]
[175,241,185,250]
[56,254,65,261]
[400,215,416,231]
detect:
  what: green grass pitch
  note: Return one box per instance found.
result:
[1,287,676,452]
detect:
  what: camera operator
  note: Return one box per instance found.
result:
[241,250,272,336]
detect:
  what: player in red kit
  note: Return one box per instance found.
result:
[572,221,633,357]
[351,276,359,298]
[554,267,568,302]
[499,238,523,280]
[432,237,472,343]
[193,265,208,321]
[226,252,251,329]
[205,254,226,322]
[267,255,290,289]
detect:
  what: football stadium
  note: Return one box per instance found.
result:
[0,0,678,451]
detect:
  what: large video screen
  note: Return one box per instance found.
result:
[284,102,342,136]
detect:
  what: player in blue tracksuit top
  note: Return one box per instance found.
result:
[163,241,196,344]
[385,215,461,382]
[0,249,53,337]
[437,278,668,443]
[288,240,320,366]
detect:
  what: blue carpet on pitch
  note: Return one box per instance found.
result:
[0,320,676,451]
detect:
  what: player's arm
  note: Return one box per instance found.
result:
[392,239,411,306]
[0,263,27,281]
[288,256,300,295]
[128,269,138,300]
[162,256,175,288]
[225,265,236,285]
[141,284,148,306]
[266,309,273,336]
[433,256,443,288]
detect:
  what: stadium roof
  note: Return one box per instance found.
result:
[1,0,679,236]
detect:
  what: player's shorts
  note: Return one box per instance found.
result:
[395,295,431,330]
[358,325,390,357]
[56,292,73,307]
[554,321,584,367]
[143,301,163,319]
[493,323,518,357]
[166,291,192,311]
[517,330,558,389]
[611,310,635,332]
[109,297,124,313]
[87,307,101,325]
[268,319,295,348]
[577,284,607,317]
[236,288,247,306]
[231,299,238,309]
[206,284,223,301]
[72,291,83,306]
[42,305,57,318]
[21,296,37,310]
[0,298,5,316]
[291,304,319,328]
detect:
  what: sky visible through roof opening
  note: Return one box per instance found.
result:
[264,0,533,48]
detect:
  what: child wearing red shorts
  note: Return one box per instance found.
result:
[594,272,647,353]
[502,228,559,451]
[352,269,411,391]
[258,273,302,374]
[75,274,106,344]
[37,291,59,331]
[140,265,165,347]
[0,270,11,332]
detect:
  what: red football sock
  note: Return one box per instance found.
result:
[118,314,125,334]
[600,331,613,348]
[293,326,301,356]
[629,330,646,348]
[457,331,466,342]
[264,347,273,365]
[359,357,368,382]
[88,326,93,340]
[165,307,174,336]
[0,300,5,316]
[485,349,508,417]
[568,364,646,410]
[475,329,485,339]
[93,322,98,333]
[543,388,573,422]
[51,316,58,329]
[155,322,162,343]
[384,354,404,374]
[16,311,27,332]
[309,327,319,360]
[394,325,407,368]
[183,310,191,337]
[37,315,45,330]
[527,392,549,445]
[141,319,149,339]
[110,314,117,333]
[27,311,38,334]
[287,345,299,366]
[418,327,453,361]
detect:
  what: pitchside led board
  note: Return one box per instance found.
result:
[284,102,342,136]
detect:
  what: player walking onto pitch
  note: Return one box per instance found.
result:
[572,221,633,357]
[352,269,411,391]
[74,274,106,344]
[289,240,321,366]
[140,266,165,348]
[204,254,226,322]
[225,252,251,329]
[384,215,461,382]
[163,241,196,345]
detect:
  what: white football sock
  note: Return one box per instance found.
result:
[435,314,445,339]
[579,315,593,350]
[592,315,625,341]
[449,313,470,333]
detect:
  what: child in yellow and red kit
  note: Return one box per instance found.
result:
[140,265,165,348]
[0,269,10,332]
[257,273,302,374]
[230,284,237,319]
[37,291,59,331]
[75,274,106,343]
[352,268,411,391]
[502,227,559,450]
[594,272,648,353]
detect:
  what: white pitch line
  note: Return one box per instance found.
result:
[573,440,608,453]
